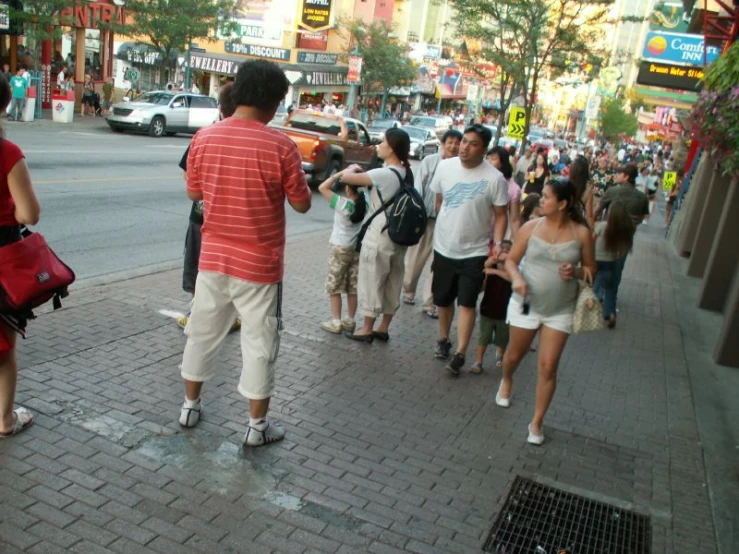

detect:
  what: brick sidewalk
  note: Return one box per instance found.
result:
[0,223,719,553]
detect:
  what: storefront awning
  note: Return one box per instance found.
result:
[116,42,174,66]
[435,83,467,100]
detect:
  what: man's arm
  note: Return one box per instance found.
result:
[435,193,443,216]
[283,146,312,214]
[492,204,508,247]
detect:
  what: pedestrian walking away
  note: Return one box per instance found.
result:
[471,240,513,374]
[317,168,367,334]
[498,178,596,445]
[178,60,311,447]
[0,74,41,437]
[430,124,509,375]
[340,128,413,344]
[177,83,241,334]
[402,129,462,314]
[593,201,634,328]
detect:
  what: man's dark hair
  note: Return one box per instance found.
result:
[231,60,288,112]
[618,163,638,184]
[218,83,236,118]
[441,129,462,143]
[464,124,492,148]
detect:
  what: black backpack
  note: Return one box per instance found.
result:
[378,168,428,247]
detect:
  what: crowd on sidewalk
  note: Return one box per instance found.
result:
[0,59,668,452]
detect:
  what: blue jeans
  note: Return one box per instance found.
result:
[595,260,618,320]
[9,97,25,120]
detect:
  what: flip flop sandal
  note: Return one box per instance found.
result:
[0,407,34,438]
[402,295,415,305]
[496,355,503,368]
[426,309,439,320]
[469,363,483,374]
[372,331,390,342]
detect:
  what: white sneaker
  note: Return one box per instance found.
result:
[320,320,342,334]
[244,420,286,447]
[341,318,356,332]
[179,397,201,428]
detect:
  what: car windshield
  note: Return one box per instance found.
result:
[287,113,342,135]
[404,127,427,140]
[410,117,435,127]
[369,120,395,130]
[135,92,174,106]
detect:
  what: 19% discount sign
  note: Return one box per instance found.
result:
[507,107,527,139]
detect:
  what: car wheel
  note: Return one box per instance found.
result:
[419,147,425,160]
[149,116,166,137]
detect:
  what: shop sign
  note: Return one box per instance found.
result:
[0,3,9,31]
[126,48,160,66]
[347,56,362,84]
[288,68,349,87]
[297,30,328,51]
[236,22,283,44]
[42,64,51,106]
[636,61,703,92]
[60,1,125,30]
[299,0,332,32]
[225,42,291,61]
[189,54,239,76]
[297,51,337,65]
[642,31,720,66]
[649,2,689,33]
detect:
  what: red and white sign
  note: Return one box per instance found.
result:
[297,30,328,51]
[429,61,439,78]
[348,56,362,84]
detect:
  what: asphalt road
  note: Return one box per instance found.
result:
[7,118,343,281]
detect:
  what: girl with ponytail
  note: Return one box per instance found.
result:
[332,128,412,343]
[497,177,596,446]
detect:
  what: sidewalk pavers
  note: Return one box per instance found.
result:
[0,223,721,553]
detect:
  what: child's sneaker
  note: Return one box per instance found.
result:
[320,320,342,334]
[243,420,286,447]
[179,397,201,428]
[341,318,356,332]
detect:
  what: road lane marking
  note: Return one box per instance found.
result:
[34,175,182,185]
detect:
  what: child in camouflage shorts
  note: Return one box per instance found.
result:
[317,174,367,333]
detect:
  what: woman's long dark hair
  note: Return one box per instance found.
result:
[488,146,513,179]
[384,128,414,187]
[569,155,590,202]
[603,201,634,254]
[547,178,587,227]
[529,153,550,180]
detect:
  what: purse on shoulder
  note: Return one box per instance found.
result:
[573,267,605,334]
[0,227,75,316]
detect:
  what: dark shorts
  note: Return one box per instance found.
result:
[478,316,509,348]
[183,221,202,294]
[431,251,486,308]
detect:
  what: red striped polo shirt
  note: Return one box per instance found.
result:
[187,118,310,284]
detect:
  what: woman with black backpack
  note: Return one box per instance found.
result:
[336,128,413,343]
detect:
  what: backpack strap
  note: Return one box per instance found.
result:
[376,167,404,232]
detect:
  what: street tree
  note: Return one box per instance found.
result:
[112,0,237,85]
[8,0,74,66]
[342,19,417,117]
[599,97,638,143]
[453,0,614,150]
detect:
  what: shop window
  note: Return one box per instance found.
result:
[190,96,217,109]
[345,120,359,142]
[71,29,103,80]
[172,95,190,108]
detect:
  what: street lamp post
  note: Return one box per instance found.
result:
[346,43,359,115]
[185,40,192,90]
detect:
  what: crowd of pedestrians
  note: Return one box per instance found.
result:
[0,59,673,449]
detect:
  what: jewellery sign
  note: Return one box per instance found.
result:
[299,0,333,33]
[636,61,703,92]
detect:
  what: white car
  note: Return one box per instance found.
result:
[105,91,219,137]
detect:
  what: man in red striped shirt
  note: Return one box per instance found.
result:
[179,60,311,447]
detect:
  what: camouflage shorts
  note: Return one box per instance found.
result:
[325,245,360,295]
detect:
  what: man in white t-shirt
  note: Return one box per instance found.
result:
[57,65,67,89]
[430,124,509,375]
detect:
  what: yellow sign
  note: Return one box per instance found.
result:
[662,171,677,191]
[508,107,526,139]
[435,86,441,99]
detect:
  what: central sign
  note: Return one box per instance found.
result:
[225,42,291,61]
[299,0,333,32]
[636,61,703,92]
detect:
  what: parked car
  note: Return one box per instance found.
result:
[403,125,441,160]
[367,119,402,142]
[105,91,219,137]
[272,103,289,126]
[409,115,450,139]
[272,110,380,184]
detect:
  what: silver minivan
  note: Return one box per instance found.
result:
[105,91,219,137]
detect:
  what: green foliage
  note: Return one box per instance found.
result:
[9,0,74,62]
[599,97,638,142]
[117,0,238,65]
[342,19,417,96]
[452,0,614,150]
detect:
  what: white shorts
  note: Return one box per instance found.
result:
[506,297,573,335]
[180,271,282,400]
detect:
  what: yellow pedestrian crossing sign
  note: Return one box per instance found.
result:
[662,171,677,191]
[508,107,527,139]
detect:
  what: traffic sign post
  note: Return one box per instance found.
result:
[508,107,527,139]
[662,171,678,191]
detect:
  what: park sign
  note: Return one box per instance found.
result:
[299,0,333,32]
[507,107,526,139]
[636,61,703,92]
[642,31,721,66]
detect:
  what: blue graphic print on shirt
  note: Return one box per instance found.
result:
[443,179,487,210]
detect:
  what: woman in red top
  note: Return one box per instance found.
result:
[0,73,41,437]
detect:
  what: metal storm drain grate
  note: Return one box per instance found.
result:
[483,476,651,554]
